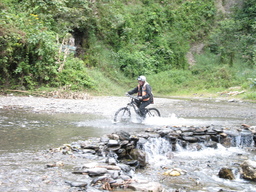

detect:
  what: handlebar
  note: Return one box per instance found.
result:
[126,94,139,101]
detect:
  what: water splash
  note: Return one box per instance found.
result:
[142,113,243,127]
[140,136,255,192]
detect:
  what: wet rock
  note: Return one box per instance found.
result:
[197,135,211,142]
[128,181,163,192]
[187,143,203,151]
[126,141,135,150]
[65,180,88,187]
[249,126,256,134]
[129,148,147,167]
[107,157,117,165]
[181,131,194,137]
[91,175,113,185]
[45,161,64,168]
[213,127,224,133]
[163,168,187,176]
[107,140,120,147]
[115,130,130,140]
[108,133,119,140]
[193,127,207,135]
[82,149,96,154]
[210,134,220,142]
[182,136,198,143]
[157,128,172,136]
[240,160,256,181]
[115,148,126,158]
[120,174,131,181]
[120,140,129,146]
[118,163,131,172]
[204,141,218,149]
[73,168,108,176]
[218,168,235,180]
[220,136,232,148]
[181,126,195,132]
[122,159,139,167]
[100,135,110,144]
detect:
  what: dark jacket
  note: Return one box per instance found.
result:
[128,82,153,102]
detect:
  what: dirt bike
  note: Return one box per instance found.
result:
[113,94,161,122]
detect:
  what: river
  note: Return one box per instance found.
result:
[0,95,256,191]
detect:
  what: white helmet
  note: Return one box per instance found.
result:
[137,75,146,82]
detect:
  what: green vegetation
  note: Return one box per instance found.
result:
[0,0,255,99]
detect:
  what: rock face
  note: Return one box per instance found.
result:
[240,160,256,181]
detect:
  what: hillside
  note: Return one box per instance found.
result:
[0,0,255,99]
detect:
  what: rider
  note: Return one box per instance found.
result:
[127,75,154,118]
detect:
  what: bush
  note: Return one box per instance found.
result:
[57,58,95,90]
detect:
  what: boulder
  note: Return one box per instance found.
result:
[240,160,256,181]
[129,148,147,167]
[218,167,235,180]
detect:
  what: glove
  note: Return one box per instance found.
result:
[125,92,129,96]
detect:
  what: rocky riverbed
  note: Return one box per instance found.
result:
[0,95,256,192]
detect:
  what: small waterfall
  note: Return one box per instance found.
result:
[137,131,256,192]
[225,130,254,147]
[141,137,174,166]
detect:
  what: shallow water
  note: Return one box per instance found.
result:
[139,137,256,192]
[0,97,256,191]
[0,107,249,153]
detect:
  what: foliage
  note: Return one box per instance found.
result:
[0,0,255,99]
[94,0,216,77]
[57,57,95,90]
[209,0,256,67]
[149,69,193,94]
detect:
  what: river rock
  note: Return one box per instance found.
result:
[218,167,235,180]
[128,181,163,192]
[73,168,108,176]
[240,160,256,181]
[118,163,131,172]
[204,141,218,149]
[249,126,256,134]
[182,136,198,143]
[108,139,120,147]
[187,143,203,151]
[115,130,130,140]
[129,148,147,167]
[220,136,232,148]
[65,180,88,187]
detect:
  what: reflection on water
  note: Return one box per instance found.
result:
[0,109,158,153]
[0,109,107,153]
